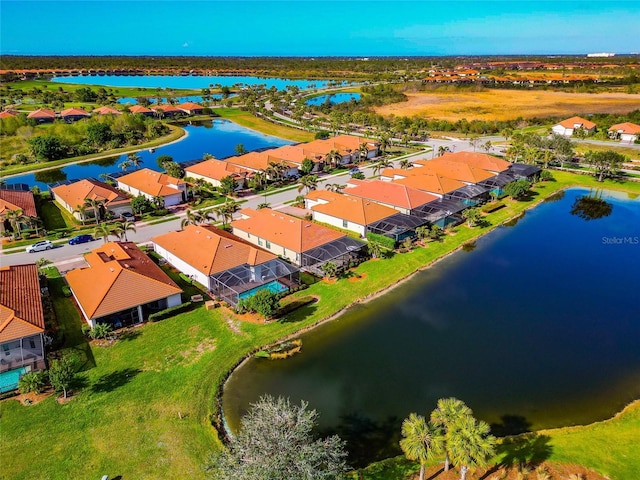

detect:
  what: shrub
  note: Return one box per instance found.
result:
[481,202,506,213]
[61,286,72,297]
[148,302,193,322]
[539,170,554,181]
[89,323,112,339]
[178,273,193,284]
[236,289,281,319]
[366,232,396,250]
[315,130,330,139]
[18,371,48,395]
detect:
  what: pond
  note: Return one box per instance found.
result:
[5,120,292,189]
[222,188,640,466]
[52,75,345,91]
[306,92,361,106]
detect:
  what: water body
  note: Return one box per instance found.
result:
[117,95,213,105]
[6,120,292,189]
[223,188,640,465]
[52,75,339,91]
[306,92,361,106]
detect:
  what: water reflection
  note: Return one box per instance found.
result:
[570,191,613,221]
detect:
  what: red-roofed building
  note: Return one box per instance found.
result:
[128,105,154,117]
[0,110,18,119]
[552,116,597,137]
[27,108,56,123]
[116,168,187,206]
[51,179,132,222]
[184,158,250,188]
[60,107,89,122]
[345,179,439,215]
[608,122,640,143]
[0,190,38,236]
[177,102,205,115]
[0,264,46,392]
[92,105,122,116]
[152,104,182,118]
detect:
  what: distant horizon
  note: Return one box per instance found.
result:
[1,1,638,57]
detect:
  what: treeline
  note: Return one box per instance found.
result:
[0,114,169,165]
[0,85,119,110]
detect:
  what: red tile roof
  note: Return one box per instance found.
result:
[185,158,250,181]
[0,264,45,343]
[65,242,182,319]
[60,107,89,117]
[152,104,181,113]
[608,122,640,134]
[0,190,37,218]
[129,105,153,114]
[231,208,344,253]
[557,116,596,130]
[438,151,512,173]
[309,191,397,226]
[51,179,130,210]
[345,179,438,209]
[152,225,277,276]
[93,106,122,115]
[117,168,185,197]
[0,110,17,118]
[413,158,495,183]
[177,102,204,111]
[27,108,56,119]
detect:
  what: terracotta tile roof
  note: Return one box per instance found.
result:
[0,190,37,218]
[65,242,182,319]
[92,106,122,115]
[177,102,204,111]
[129,105,153,114]
[60,107,89,117]
[438,151,512,173]
[309,192,397,226]
[232,208,344,253]
[392,172,466,195]
[0,264,45,343]
[117,168,185,198]
[225,151,274,172]
[345,179,438,209]
[266,145,309,164]
[52,179,130,210]
[608,122,640,134]
[413,158,495,183]
[0,110,17,118]
[152,225,277,276]
[303,135,378,157]
[152,104,181,113]
[27,108,56,119]
[557,116,596,130]
[185,158,249,181]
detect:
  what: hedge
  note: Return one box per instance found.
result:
[366,232,396,250]
[481,202,506,213]
[148,302,192,322]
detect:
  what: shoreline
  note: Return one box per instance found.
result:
[215,184,590,441]
[1,125,188,180]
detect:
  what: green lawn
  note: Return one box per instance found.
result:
[0,171,638,479]
[216,108,315,142]
[3,79,200,98]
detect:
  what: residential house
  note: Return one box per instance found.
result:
[231,208,366,275]
[184,158,250,189]
[437,151,512,175]
[0,264,46,393]
[92,105,122,116]
[152,104,182,118]
[344,179,439,215]
[128,105,154,117]
[152,225,299,306]
[51,179,132,222]
[116,168,187,207]
[27,108,56,123]
[608,122,640,143]
[60,107,89,122]
[266,145,323,172]
[551,116,596,137]
[177,102,205,115]
[0,110,18,119]
[226,152,298,178]
[0,189,38,235]
[65,242,182,328]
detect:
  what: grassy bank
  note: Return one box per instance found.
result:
[216,107,315,142]
[0,124,186,177]
[0,171,638,479]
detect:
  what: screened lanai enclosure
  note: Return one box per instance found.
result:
[413,197,467,228]
[478,171,516,196]
[300,237,367,276]
[509,163,542,180]
[367,213,428,243]
[211,258,300,306]
[446,184,489,206]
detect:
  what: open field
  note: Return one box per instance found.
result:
[216,107,315,142]
[374,89,640,122]
[1,171,639,479]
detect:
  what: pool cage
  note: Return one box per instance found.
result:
[509,163,542,180]
[367,213,428,243]
[300,237,367,276]
[478,171,516,196]
[445,184,490,206]
[210,259,300,306]
[412,197,467,228]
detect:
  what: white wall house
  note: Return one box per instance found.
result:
[552,116,596,137]
[116,169,187,207]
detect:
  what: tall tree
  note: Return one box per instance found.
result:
[584,150,625,182]
[127,152,143,168]
[372,158,392,177]
[448,416,496,480]
[207,396,347,480]
[297,174,318,195]
[116,220,136,241]
[400,413,444,480]
[73,204,87,226]
[84,198,104,224]
[94,222,114,243]
[219,175,238,197]
[430,397,473,471]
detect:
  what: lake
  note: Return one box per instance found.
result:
[306,92,361,106]
[52,75,344,91]
[6,120,292,189]
[222,188,640,466]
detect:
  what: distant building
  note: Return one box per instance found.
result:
[128,105,154,117]
[92,105,122,116]
[177,102,205,115]
[552,116,596,137]
[608,122,640,143]
[27,108,56,123]
[0,190,38,235]
[51,179,132,222]
[60,107,89,122]
[184,158,250,189]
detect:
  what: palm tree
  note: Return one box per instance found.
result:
[181,209,204,228]
[214,200,240,227]
[118,160,132,171]
[74,204,88,226]
[94,223,114,244]
[377,132,390,154]
[372,158,393,177]
[117,220,136,241]
[447,416,496,480]
[5,209,26,240]
[127,152,143,169]
[367,240,383,259]
[430,397,473,471]
[399,158,412,170]
[84,198,104,224]
[356,142,369,164]
[325,183,346,193]
[400,413,444,480]
[438,146,451,156]
[297,174,318,195]
[324,149,343,169]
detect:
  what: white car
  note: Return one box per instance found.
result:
[25,240,54,253]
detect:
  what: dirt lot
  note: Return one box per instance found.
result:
[374,89,640,121]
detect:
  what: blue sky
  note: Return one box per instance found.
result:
[1,1,639,56]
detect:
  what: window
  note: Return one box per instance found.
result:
[258,238,263,246]
[343,220,348,228]
[283,247,286,255]
[29,339,36,349]
[266,240,271,249]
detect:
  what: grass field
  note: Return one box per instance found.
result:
[1,171,638,479]
[216,107,315,142]
[574,142,640,160]
[374,89,640,122]
[3,79,200,98]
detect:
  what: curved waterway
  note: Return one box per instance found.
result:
[223,188,640,466]
[6,120,292,189]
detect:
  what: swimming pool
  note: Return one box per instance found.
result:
[0,366,29,393]
[238,280,288,300]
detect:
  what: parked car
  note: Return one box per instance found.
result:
[119,212,135,221]
[68,234,95,245]
[25,240,54,253]
[349,167,361,175]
